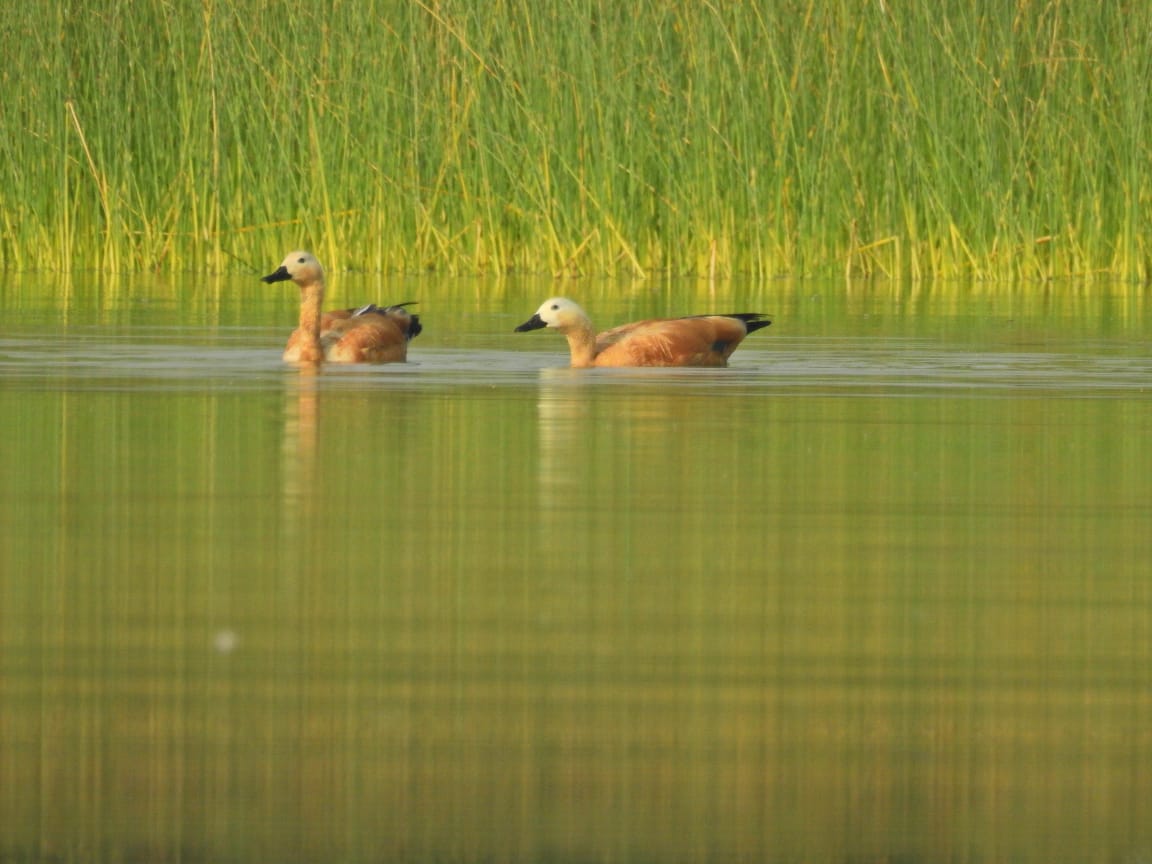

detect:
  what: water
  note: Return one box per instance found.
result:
[1,277,1151,864]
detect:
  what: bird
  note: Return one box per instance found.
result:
[261,251,422,364]
[514,297,771,367]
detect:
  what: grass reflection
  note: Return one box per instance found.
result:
[1,298,1151,863]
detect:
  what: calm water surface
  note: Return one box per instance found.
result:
[1,276,1150,863]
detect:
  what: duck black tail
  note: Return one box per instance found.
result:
[724,313,772,333]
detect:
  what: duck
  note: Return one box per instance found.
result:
[514,297,771,367]
[261,251,422,364]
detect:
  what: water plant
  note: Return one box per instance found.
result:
[3,0,1151,281]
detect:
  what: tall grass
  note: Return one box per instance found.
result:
[3,0,1152,280]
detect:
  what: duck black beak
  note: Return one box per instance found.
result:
[515,314,547,332]
[261,266,291,284]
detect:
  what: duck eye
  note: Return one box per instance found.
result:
[296,257,307,263]
[551,304,560,310]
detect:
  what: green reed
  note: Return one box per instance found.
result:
[3,0,1152,280]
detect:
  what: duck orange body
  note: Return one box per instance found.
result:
[515,297,770,367]
[262,251,421,364]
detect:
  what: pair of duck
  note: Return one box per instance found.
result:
[262,251,772,367]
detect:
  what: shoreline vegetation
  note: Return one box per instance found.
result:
[5,1,1152,282]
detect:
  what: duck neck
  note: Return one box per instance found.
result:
[299,281,324,335]
[297,281,325,361]
[565,321,598,368]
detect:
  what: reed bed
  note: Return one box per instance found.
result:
[4,0,1152,281]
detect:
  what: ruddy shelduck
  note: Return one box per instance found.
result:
[514,297,771,367]
[261,251,422,364]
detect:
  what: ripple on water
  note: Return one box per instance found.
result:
[0,331,1147,397]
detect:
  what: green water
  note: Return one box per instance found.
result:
[1,278,1150,863]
